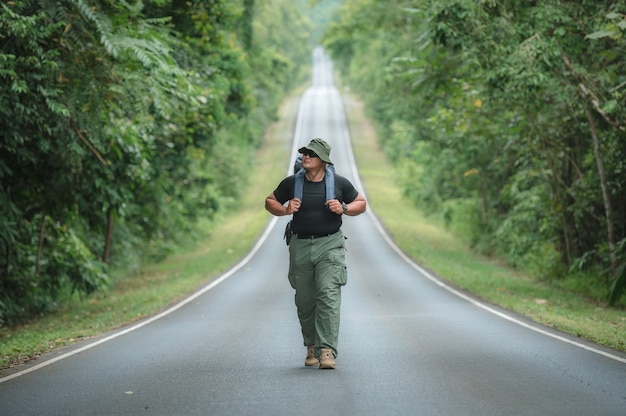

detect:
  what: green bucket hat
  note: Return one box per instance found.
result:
[298,138,333,165]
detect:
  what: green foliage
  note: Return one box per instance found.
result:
[0,0,313,325]
[0,214,108,325]
[607,237,626,306]
[323,0,626,305]
[609,262,626,307]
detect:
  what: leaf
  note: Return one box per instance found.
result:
[463,168,479,177]
[586,30,619,40]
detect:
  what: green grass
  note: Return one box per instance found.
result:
[1,90,624,372]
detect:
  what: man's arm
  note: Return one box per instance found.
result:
[343,193,367,216]
[265,192,300,216]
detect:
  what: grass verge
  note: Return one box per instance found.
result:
[1,89,624,372]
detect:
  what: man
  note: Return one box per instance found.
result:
[265,138,366,369]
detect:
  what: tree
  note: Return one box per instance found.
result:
[321,0,626,304]
[1,0,316,325]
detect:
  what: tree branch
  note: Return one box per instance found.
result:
[73,126,108,166]
[561,54,625,131]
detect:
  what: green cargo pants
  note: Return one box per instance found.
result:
[288,230,347,358]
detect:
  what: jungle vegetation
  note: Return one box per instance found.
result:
[321,0,626,307]
[0,0,319,325]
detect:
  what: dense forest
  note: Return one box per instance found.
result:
[0,0,328,325]
[322,0,626,306]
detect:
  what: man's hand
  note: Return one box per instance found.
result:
[325,194,367,216]
[325,199,344,215]
[265,193,300,216]
[286,198,301,214]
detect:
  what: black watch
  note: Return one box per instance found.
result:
[341,202,349,213]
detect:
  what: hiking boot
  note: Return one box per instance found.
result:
[305,345,319,367]
[319,348,336,369]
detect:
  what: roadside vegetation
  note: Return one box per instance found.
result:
[0,93,302,371]
[343,94,625,352]
[322,1,626,307]
[0,1,313,327]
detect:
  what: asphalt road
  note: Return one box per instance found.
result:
[1,47,625,416]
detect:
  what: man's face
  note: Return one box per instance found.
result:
[301,149,324,169]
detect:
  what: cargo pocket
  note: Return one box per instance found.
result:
[331,249,348,286]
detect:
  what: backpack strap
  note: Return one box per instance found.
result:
[294,168,305,201]
[325,165,335,200]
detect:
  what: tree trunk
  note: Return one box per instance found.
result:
[582,100,617,277]
[103,210,113,264]
[544,150,575,266]
[36,213,46,276]
[561,54,619,277]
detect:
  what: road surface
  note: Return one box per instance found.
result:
[1,47,625,416]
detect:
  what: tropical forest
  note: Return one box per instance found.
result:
[322,0,626,307]
[1,0,319,326]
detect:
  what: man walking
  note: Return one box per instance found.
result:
[265,138,366,369]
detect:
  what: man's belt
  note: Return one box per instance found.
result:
[296,230,339,239]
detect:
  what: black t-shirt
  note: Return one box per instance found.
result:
[273,173,359,235]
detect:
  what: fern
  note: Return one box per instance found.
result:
[67,0,117,57]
